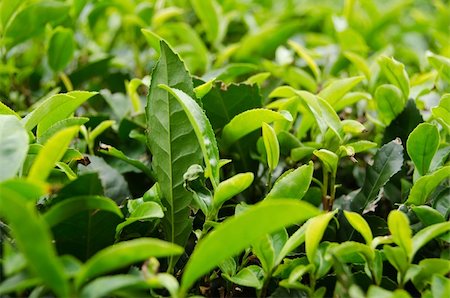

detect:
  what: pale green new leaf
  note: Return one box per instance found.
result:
[213,173,254,210]
[75,238,183,287]
[115,202,164,239]
[318,76,364,106]
[37,117,88,144]
[80,275,148,298]
[47,27,75,72]
[378,56,410,99]
[375,84,404,125]
[0,115,28,181]
[388,210,412,259]
[190,0,225,47]
[344,211,373,245]
[305,210,337,264]
[406,166,450,205]
[411,222,450,258]
[43,196,123,227]
[288,40,321,81]
[223,265,264,290]
[221,109,292,147]
[27,126,79,183]
[262,122,280,171]
[180,200,319,294]
[266,162,313,200]
[406,123,440,176]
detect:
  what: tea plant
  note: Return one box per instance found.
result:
[1,0,449,297]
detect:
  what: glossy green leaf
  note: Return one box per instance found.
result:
[98,143,153,179]
[22,91,96,136]
[221,109,292,147]
[0,101,20,117]
[388,210,412,259]
[4,1,69,48]
[262,122,280,171]
[75,238,183,287]
[0,115,28,181]
[0,187,69,297]
[343,211,373,245]
[213,172,253,210]
[159,84,220,186]
[266,162,313,200]
[47,27,75,72]
[145,41,202,265]
[223,265,264,290]
[411,222,450,258]
[406,166,450,205]
[80,275,148,298]
[412,259,450,291]
[276,223,308,265]
[345,140,378,154]
[431,275,450,298]
[43,196,123,227]
[375,84,405,125]
[331,241,374,263]
[253,229,288,273]
[180,199,319,294]
[89,120,115,142]
[314,149,338,174]
[288,40,321,81]
[37,117,88,144]
[193,79,215,100]
[344,51,371,80]
[412,206,445,226]
[406,123,440,176]
[378,56,410,99]
[383,245,409,276]
[318,76,364,106]
[115,201,164,239]
[341,120,367,135]
[27,126,79,183]
[305,210,337,264]
[350,140,403,212]
[190,0,225,47]
[290,146,316,162]
[0,0,22,30]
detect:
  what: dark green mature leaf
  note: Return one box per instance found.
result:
[0,115,28,181]
[146,41,202,267]
[350,140,403,213]
[47,27,75,72]
[180,200,319,294]
[75,238,183,287]
[4,1,69,48]
[43,196,123,227]
[202,82,262,131]
[406,123,440,176]
[0,185,69,297]
[159,85,220,186]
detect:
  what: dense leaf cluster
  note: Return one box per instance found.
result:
[0,0,449,297]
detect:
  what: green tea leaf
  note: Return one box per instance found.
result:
[115,202,164,239]
[0,272,41,296]
[223,265,264,290]
[213,173,254,210]
[221,109,292,147]
[406,123,440,176]
[146,41,202,267]
[43,196,123,227]
[190,0,225,47]
[253,229,288,274]
[22,91,96,136]
[47,27,75,72]
[305,210,337,264]
[37,117,89,144]
[382,245,409,276]
[75,238,183,287]
[266,162,313,200]
[343,211,373,245]
[388,210,412,259]
[0,186,69,297]
[80,275,147,298]
[378,56,410,99]
[350,140,403,213]
[0,101,20,117]
[158,85,220,186]
[331,241,374,263]
[375,84,405,125]
[262,122,280,171]
[314,149,339,174]
[288,40,321,81]
[318,76,364,106]
[0,115,28,181]
[4,1,69,48]
[411,222,450,258]
[27,126,79,183]
[343,51,371,80]
[412,206,445,226]
[406,166,450,205]
[180,199,319,294]
[431,275,450,298]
